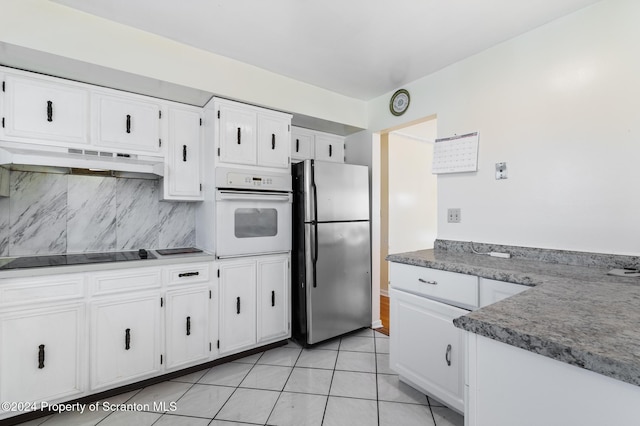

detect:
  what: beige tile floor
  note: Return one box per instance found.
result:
[16,329,464,426]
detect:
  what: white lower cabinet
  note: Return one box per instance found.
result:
[390,287,466,413]
[90,292,162,390]
[219,259,257,355]
[165,286,210,369]
[0,303,85,405]
[257,257,290,343]
[218,254,290,355]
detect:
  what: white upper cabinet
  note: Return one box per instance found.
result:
[257,113,290,168]
[217,101,257,166]
[213,98,291,169]
[315,133,345,163]
[1,73,89,146]
[161,105,203,201]
[291,127,314,161]
[291,126,345,163]
[92,91,163,154]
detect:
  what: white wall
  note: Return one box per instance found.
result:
[367,0,640,255]
[0,0,367,130]
[388,127,438,254]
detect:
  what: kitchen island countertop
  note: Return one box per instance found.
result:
[387,248,640,387]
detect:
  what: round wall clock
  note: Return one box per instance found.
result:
[390,89,410,116]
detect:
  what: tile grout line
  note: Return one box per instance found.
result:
[261,345,305,425]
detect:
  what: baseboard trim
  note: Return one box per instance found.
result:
[380,289,389,297]
[371,319,383,329]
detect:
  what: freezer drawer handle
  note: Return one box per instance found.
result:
[186,316,191,336]
[125,328,131,350]
[46,100,53,122]
[272,133,276,150]
[271,290,275,307]
[418,278,438,285]
[445,344,452,366]
[237,127,241,144]
[38,344,45,369]
[126,114,132,133]
[178,271,199,278]
[236,297,241,314]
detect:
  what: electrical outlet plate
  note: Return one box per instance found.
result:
[496,162,507,180]
[447,208,461,223]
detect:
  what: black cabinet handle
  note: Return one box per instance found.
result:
[186,316,191,336]
[183,145,187,162]
[46,101,53,122]
[38,344,45,369]
[178,271,199,278]
[296,139,300,152]
[271,134,276,150]
[125,328,131,350]
[126,115,131,134]
[445,344,452,366]
[237,127,241,144]
[271,290,275,307]
[236,297,241,314]
[329,144,333,157]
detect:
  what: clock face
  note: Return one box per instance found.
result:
[390,89,410,116]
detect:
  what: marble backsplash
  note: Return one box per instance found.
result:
[0,170,196,257]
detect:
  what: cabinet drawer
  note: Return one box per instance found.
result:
[0,274,84,307]
[389,262,478,309]
[166,263,210,286]
[90,268,161,296]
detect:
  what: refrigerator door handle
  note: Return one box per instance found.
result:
[310,222,318,288]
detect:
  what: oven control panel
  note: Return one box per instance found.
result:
[216,168,292,191]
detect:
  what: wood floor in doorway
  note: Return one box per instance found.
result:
[379,294,390,336]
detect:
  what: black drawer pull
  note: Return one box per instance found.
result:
[445,344,452,366]
[271,134,276,150]
[418,278,438,285]
[296,138,299,152]
[236,297,241,314]
[126,114,131,133]
[178,271,199,278]
[125,328,131,350]
[271,290,275,307]
[237,127,241,144]
[38,344,45,369]
[186,316,191,336]
[329,144,333,157]
[46,101,53,122]
[183,145,187,162]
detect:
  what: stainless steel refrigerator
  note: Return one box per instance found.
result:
[291,159,371,346]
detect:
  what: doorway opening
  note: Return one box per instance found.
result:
[372,116,438,334]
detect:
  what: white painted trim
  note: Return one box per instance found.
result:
[389,131,434,144]
[371,132,381,331]
[380,288,389,297]
[371,320,383,329]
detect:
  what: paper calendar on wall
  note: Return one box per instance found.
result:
[431,131,479,174]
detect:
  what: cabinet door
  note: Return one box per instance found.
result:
[390,288,466,413]
[2,74,88,145]
[163,106,203,200]
[91,293,161,390]
[165,286,210,369]
[314,134,344,163]
[217,103,256,165]
[0,304,84,404]
[257,114,290,168]
[218,260,256,354]
[257,256,289,343]
[291,129,314,161]
[93,93,162,153]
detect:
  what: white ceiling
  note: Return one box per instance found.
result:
[52,0,601,101]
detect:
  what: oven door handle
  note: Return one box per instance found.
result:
[216,191,292,202]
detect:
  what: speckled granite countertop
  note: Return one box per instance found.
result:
[386,244,640,387]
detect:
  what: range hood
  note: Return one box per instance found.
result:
[0,144,164,178]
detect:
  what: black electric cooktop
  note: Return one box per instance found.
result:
[0,249,156,270]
